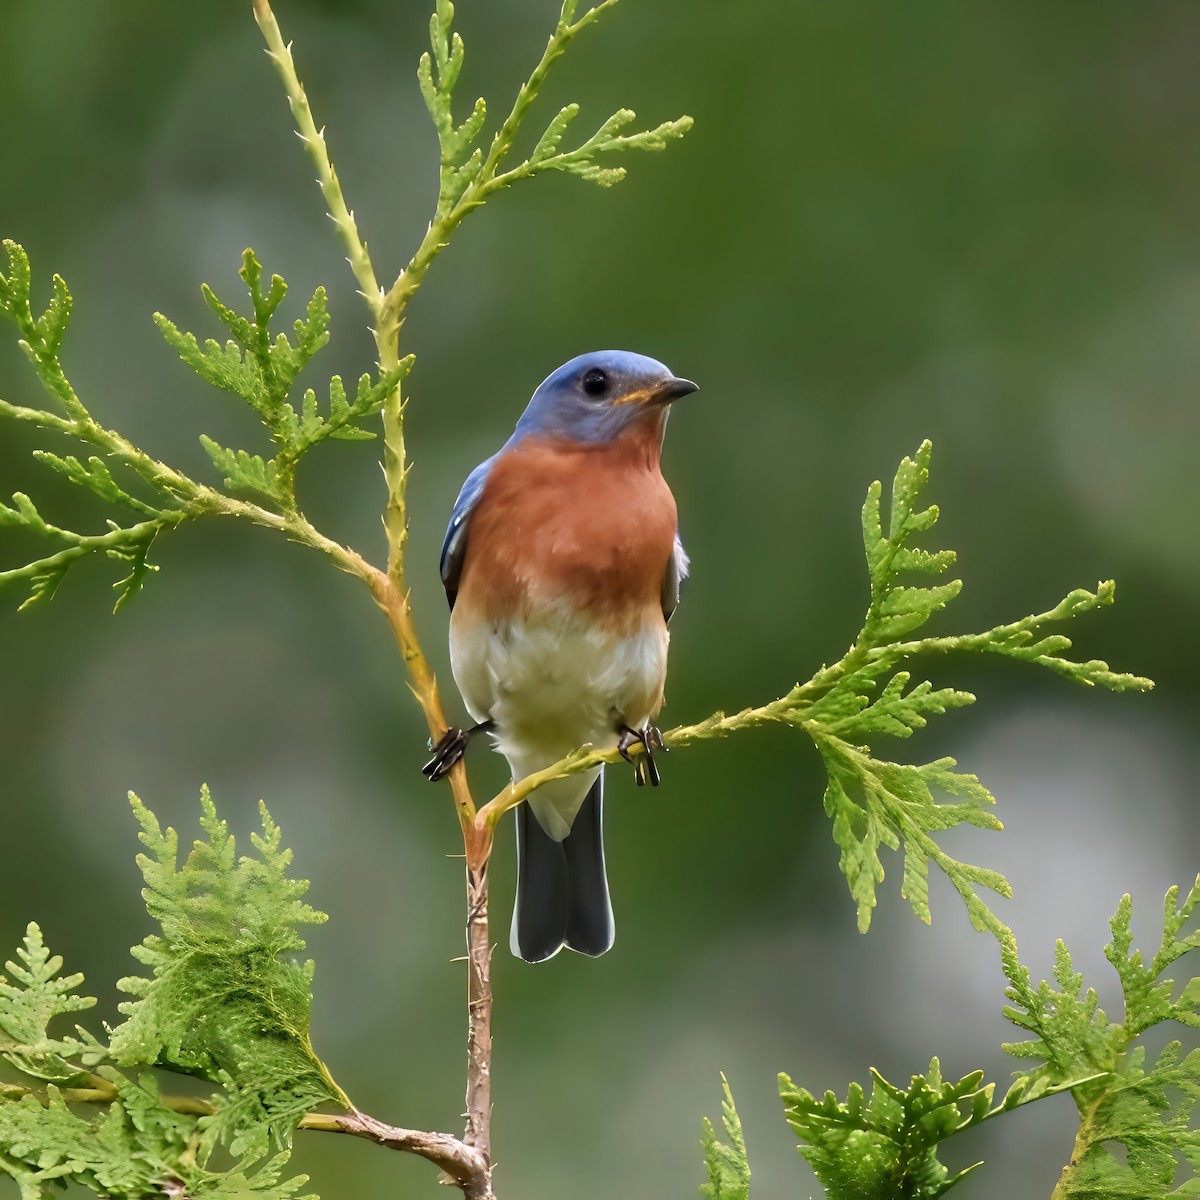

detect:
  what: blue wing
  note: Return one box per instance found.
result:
[662,534,689,622]
[440,454,499,610]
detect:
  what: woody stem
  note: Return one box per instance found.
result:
[364,564,493,1187]
[464,847,495,1173]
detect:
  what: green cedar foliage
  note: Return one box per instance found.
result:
[0,241,186,610]
[417,0,692,220]
[789,441,1152,938]
[0,241,401,611]
[1003,879,1200,1197]
[777,1059,1089,1200]
[0,926,94,1086]
[0,792,337,1199]
[781,1059,997,1200]
[700,1076,750,1200]
[112,790,346,1157]
[729,881,1197,1199]
[155,249,411,505]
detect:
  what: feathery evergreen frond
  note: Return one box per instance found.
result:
[156,250,410,505]
[781,1058,996,1200]
[700,1076,750,1200]
[410,0,692,232]
[31,452,160,517]
[418,0,488,217]
[772,911,1128,1200]
[0,490,179,613]
[0,1085,181,1200]
[817,739,1007,935]
[1002,880,1200,1198]
[0,926,316,1200]
[199,437,282,502]
[0,243,194,610]
[0,925,94,1084]
[109,790,346,1157]
[279,369,411,454]
[523,107,693,188]
[0,241,79,415]
[779,1056,1086,1200]
[781,441,1153,936]
[0,1080,314,1199]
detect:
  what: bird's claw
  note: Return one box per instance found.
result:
[617,724,665,788]
[422,727,469,782]
[423,719,495,782]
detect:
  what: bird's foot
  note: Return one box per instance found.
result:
[422,720,494,782]
[617,724,667,787]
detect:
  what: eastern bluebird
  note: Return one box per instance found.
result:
[424,350,697,962]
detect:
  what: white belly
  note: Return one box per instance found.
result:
[449,602,668,839]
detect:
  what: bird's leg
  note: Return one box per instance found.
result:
[617,724,665,788]
[423,720,495,782]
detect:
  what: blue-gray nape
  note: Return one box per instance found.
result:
[513,349,686,445]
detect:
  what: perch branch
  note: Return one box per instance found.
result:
[302,1110,492,1199]
[0,1080,493,1199]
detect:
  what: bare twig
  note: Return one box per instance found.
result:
[2,1080,494,1199]
[302,1110,492,1199]
[464,857,494,1164]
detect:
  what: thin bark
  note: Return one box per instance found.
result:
[302,1110,491,1198]
[4,1081,494,1197]
[464,852,495,1173]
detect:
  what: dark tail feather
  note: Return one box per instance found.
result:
[510,773,615,962]
[512,802,569,963]
[562,773,615,957]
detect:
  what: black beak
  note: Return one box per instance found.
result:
[656,376,700,403]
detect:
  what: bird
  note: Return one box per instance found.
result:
[423,350,697,962]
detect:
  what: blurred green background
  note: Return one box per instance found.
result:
[2,1,1197,1196]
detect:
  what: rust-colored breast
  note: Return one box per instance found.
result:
[456,426,678,631]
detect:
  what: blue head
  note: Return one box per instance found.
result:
[512,350,698,445]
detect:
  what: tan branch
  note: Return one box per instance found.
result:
[1,1079,493,1198]
[463,858,494,1162]
[302,1110,492,1199]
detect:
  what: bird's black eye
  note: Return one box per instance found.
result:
[582,368,609,396]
